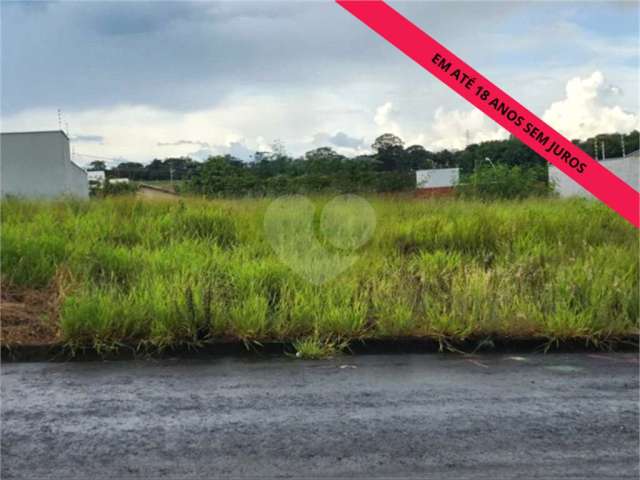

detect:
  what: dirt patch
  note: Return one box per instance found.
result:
[1,285,60,347]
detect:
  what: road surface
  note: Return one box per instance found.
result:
[2,353,638,479]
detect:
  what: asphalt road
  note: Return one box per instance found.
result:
[2,353,638,479]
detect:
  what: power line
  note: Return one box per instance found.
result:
[73,152,129,162]
[72,152,132,170]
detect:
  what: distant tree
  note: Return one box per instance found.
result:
[573,130,639,160]
[169,130,636,197]
[372,133,405,171]
[458,164,551,199]
[161,157,198,180]
[115,161,144,170]
[270,140,287,158]
[405,145,433,170]
[188,155,249,195]
[252,151,270,163]
[87,160,106,171]
[110,161,145,180]
[432,149,456,169]
[304,147,345,175]
[457,138,546,176]
[372,133,404,151]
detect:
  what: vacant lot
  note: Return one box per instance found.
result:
[1,196,637,352]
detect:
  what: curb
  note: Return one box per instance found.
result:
[2,336,638,362]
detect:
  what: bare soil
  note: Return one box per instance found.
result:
[0,284,60,346]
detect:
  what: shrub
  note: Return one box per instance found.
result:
[457,164,552,199]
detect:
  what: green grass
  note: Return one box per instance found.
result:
[292,335,349,359]
[1,195,637,351]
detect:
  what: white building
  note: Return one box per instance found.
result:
[1,130,88,198]
[549,150,639,198]
[87,170,106,185]
[415,167,459,197]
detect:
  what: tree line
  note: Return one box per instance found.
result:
[87,130,639,197]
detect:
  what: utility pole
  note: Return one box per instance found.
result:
[601,141,606,161]
[593,137,598,160]
[57,109,62,131]
[621,134,626,158]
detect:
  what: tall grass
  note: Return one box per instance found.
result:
[1,195,637,349]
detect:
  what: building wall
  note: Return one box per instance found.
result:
[66,160,90,197]
[549,156,639,198]
[1,131,88,198]
[416,167,459,198]
[87,170,106,184]
[416,168,460,189]
[415,186,455,198]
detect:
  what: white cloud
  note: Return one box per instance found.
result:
[3,70,638,166]
[186,140,259,162]
[543,71,640,139]
[374,102,401,135]
[406,71,639,151]
[408,107,508,151]
[311,131,366,156]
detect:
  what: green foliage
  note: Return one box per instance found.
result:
[171,208,237,246]
[110,157,198,182]
[92,180,138,197]
[1,196,637,351]
[457,164,552,200]
[1,225,67,288]
[293,335,348,359]
[185,153,415,196]
[91,131,638,198]
[573,130,639,160]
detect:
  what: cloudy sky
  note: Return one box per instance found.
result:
[1,1,638,166]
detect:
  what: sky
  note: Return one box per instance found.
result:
[1,0,638,166]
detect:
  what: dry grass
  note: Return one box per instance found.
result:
[1,284,59,346]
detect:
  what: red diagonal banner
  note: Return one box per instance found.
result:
[337,0,639,228]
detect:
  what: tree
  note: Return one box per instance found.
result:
[87,160,106,171]
[405,145,433,170]
[457,138,546,176]
[432,149,456,169]
[372,133,404,152]
[110,162,145,180]
[304,147,345,175]
[372,133,405,171]
[573,130,639,160]
[187,155,250,195]
[458,164,551,199]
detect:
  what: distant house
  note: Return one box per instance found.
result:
[87,170,106,186]
[415,168,459,198]
[137,183,179,200]
[1,130,88,198]
[88,171,129,192]
[549,150,639,198]
[109,178,130,184]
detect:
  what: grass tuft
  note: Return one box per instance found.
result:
[293,335,348,359]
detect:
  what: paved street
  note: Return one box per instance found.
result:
[2,353,638,479]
